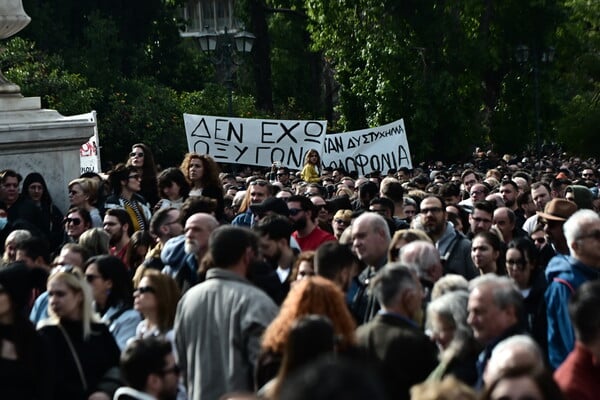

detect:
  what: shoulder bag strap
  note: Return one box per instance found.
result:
[58,324,88,391]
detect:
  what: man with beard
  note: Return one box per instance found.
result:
[253,215,296,304]
[500,180,525,228]
[104,208,133,265]
[184,213,219,268]
[419,195,477,280]
[286,195,335,251]
[115,337,180,400]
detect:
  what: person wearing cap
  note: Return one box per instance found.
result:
[538,198,577,258]
[545,209,600,369]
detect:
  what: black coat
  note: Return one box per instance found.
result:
[356,313,438,400]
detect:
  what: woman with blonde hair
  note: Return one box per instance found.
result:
[180,152,224,219]
[133,269,180,341]
[68,177,103,227]
[39,266,121,399]
[1,229,31,267]
[78,227,110,257]
[388,229,433,262]
[256,276,357,388]
[300,149,322,183]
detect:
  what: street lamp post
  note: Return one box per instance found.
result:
[180,0,254,117]
[516,45,555,161]
[196,27,255,117]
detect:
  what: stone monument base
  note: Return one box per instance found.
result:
[0,96,95,213]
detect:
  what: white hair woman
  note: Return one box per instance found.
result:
[38,266,120,399]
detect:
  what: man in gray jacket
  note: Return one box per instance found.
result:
[174,226,278,400]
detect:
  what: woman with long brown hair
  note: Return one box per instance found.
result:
[180,153,224,219]
[126,143,159,208]
[256,276,356,388]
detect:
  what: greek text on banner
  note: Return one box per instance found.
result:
[321,119,412,176]
[183,114,327,170]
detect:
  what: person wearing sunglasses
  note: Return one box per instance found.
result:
[39,266,121,400]
[133,270,180,342]
[84,255,141,350]
[68,177,103,228]
[545,209,600,369]
[116,337,181,400]
[63,206,93,244]
[505,238,547,355]
[126,143,160,208]
[286,195,336,252]
[106,163,152,233]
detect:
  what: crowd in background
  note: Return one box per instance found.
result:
[0,144,599,400]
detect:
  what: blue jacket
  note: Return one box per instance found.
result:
[161,235,198,292]
[544,254,600,369]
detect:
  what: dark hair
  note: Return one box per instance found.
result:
[21,172,53,206]
[500,179,519,192]
[472,200,496,215]
[105,208,134,237]
[369,197,395,215]
[120,337,172,391]
[314,242,357,281]
[157,167,190,200]
[254,214,294,241]
[84,255,134,310]
[179,196,217,225]
[531,181,551,194]
[278,356,386,400]
[287,195,314,212]
[0,169,22,184]
[15,236,50,265]
[380,180,404,202]
[126,230,154,270]
[272,315,336,398]
[108,163,141,197]
[150,207,176,237]
[473,230,503,253]
[422,194,446,209]
[358,181,378,198]
[507,237,539,271]
[209,226,258,269]
[569,280,600,344]
[67,207,92,228]
[439,182,461,198]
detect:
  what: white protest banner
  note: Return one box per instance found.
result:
[183,114,327,170]
[79,111,101,174]
[321,119,412,176]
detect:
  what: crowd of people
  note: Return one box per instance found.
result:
[0,144,599,400]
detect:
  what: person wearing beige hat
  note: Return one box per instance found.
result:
[537,198,578,257]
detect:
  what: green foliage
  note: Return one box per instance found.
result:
[2,37,101,115]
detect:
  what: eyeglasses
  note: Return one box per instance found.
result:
[470,190,485,196]
[533,237,546,244]
[130,152,144,158]
[128,174,142,180]
[63,217,82,226]
[161,364,181,376]
[334,219,349,225]
[288,208,303,216]
[577,230,600,241]
[85,274,101,283]
[506,259,526,271]
[135,286,156,295]
[421,207,443,214]
[582,173,593,178]
[249,180,269,186]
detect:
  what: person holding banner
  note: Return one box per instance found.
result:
[301,149,322,184]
